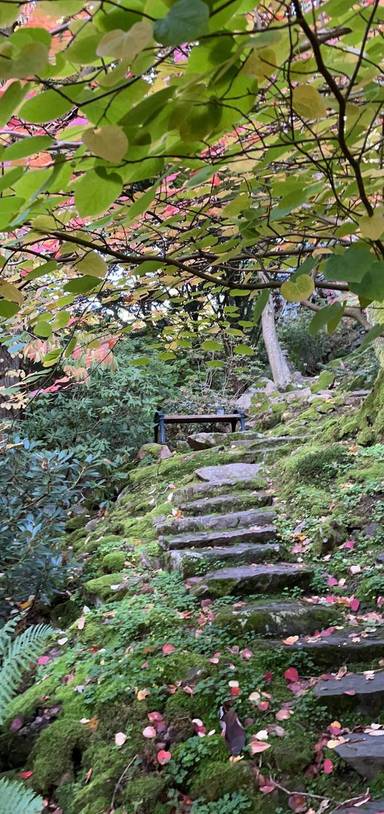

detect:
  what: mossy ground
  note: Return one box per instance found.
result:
[5,389,384,813]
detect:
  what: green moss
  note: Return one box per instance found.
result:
[190,761,254,801]
[123,774,168,811]
[102,551,126,572]
[83,572,128,600]
[282,443,352,485]
[6,676,57,721]
[31,718,91,790]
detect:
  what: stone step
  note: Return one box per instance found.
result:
[272,627,384,666]
[315,670,384,714]
[177,491,273,516]
[172,476,267,504]
[334,731,384,779]
[155,508,276,536]
[186,563,313,598]
[215,599,338,637]
[195,462,262,485]
[162,525,277,551]
[333,800,384,814]
[165,543,281,578]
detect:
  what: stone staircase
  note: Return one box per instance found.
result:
[154,436,384,799]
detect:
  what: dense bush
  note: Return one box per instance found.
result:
[278,311,364,375]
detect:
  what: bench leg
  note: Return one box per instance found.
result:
[239,412,246,431]
[230,418,237,433]
[158,414,166,444]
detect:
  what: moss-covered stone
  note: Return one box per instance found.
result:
[282,443,353,485]
[31,718,91,790]
[83,572,128,600]
[102,551,126,573]
[190,760,255,801]
[123,774,168,811]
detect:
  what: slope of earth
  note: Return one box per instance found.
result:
[3,387,384,814]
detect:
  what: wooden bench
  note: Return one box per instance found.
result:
[154,409,246,444]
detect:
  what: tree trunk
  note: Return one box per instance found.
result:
[261,295,292,390]
[0,345,19,418]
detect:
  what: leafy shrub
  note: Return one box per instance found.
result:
[190,792,252,813]
[278,312,363,375]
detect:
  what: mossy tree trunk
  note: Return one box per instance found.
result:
[356,369,384,444]
[261,295,292,390]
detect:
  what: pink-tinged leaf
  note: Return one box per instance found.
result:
[350,598,360,612]
[114,732,127,747]
[288,793,307,812]
[342,539,355,550]
[241,648,253,660]
[19,771,33,779]
[276,708,291,721]
[260,783,276,794]
[263,671,273,684]
[250,740,271,754]
[327,576,338,587]
[282,635,299,646]
[377,596,384,608]
[328,720,342,734]
[343,689,356,696]
[142,726,157,739]
[230,686,240,697]
[209,652,221,664]
[10,717,24,732]
[162,643,176,656]
[37,655,50,665]
[323,758,334,774]
[258,701,270,712]
[148,711,163,723]
[157,749,172,765]
[284,667,299,683]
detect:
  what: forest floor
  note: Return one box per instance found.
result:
[4,382,384,814]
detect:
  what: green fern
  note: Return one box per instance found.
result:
[0,619,53,725]
[0,777,43,814]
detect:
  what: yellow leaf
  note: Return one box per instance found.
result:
[292,84,326,119]
[0,280,24,304]
[96,21,153,61]
[136,688,151,701]
[360,209,384,240]
[83,125,128,163]
[281,274,314,302]
[76,251,107,278]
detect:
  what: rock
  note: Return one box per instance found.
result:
[335,732,384,779]
[273,627,384,666]
[187,563,313,598]
[377,553,384,564]
[265,379,278,396]
[187,432,226,450]
[162,524,277,551]
[315,670,384,714]
[137,443,172,461]
[236,387,259,412]
[311,371,335,393]
[195,463,261,485]
[363,522,382,539]
[177,491,273,516]
[84,518,99,532]
[332,800,384,814]
[215,599,338,637]
[166,542,281,578]
[155,507,276,536]
[283,387,312,403]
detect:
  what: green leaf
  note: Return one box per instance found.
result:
[357,323,384,351]
[76,252,107,278]
[0,281,23,305]
[64,276,100,294]
[97,21,153,60]
[20,89,77,124]
[39,1,84,16]
[234,343,254,355]
[155,0,209,46]
[0,1,18,25]
[281,274,314,302]
[0,301,19,318]
[270,188,310,221]
[42,349,62,367]
[1,135,52,161]
[308,302,345,335]
[0,168,24,193]
[252,289,269,322]
[325,246,374,283]
[229,289,249,297]
[26,261,57,281]
[123,183,158,225]
[243,47,277,80]
[34,321,52,338]
[83,126,128,163]
[360,209,384,240]
[292,84,327,119]
[75,169,123,217]
[0,81,26,128]
[201,339,222,351]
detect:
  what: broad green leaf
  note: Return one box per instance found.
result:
[234,343,254,355]
[357,323,384,351]
[360,209,384,240]
[309,302,345,335]
[75,169,123,217]
[12,42,49,79]
[83,126,128,163]
[1,135,52,161]
[0,300,19,318]
[0,81,27,127]
[154,0,209,46]
[252,290,269,322]
[0,167,24,193]
[243,47,277,79]
[325,246,374,283]
[97,21,153,60]
[34,321,52,338]
[52,311,70,330]
[39,1,84,16]
[292,84,327,119]
[76,252,107,278]
[42,348,62,367]
[20,90,77,124]
[281,274,314,302]
[0,281,23,304]
[270,189,309,221]
[64,276,101,294]
[201,339,222,351]
[123,183,158,225]
[229,289,249,297]
[0,1,19,25]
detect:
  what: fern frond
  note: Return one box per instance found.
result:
[0,777,43,814]
[0,623,53,724]
[0,616,19,657]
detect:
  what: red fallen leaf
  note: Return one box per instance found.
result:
[263,671,273,684]
[344,689,356,696]
[241,648,253,660]
[200,599,212,608]
[157,749,172,765]
[142,726,157,739]
[282,635,299,646]
[350,598,360,612]
[249,740,271,754]
[20,770,33,779]
[230,686,241,697]
[260,783,276,794]
[37,656,50,665]
[323,758,334,774]
[183,685,194,695]
[284,667,299,683]
[288,793,307,812]
[342,539,355,550]
[209,652,221,664]
[276,708,291,721]
[328,720,342,734]
[327,576,338,587]
[162,643,176,656]
[258,701,270,712]
[147,711,163,723]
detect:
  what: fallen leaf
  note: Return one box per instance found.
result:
[19,770,33,779]
[157,749,172,765]
[282,636,299,646]
[249,740,271,754]
[115,732,127,747]
[143,726,157,739]
[162,643,176,656]
[350,598,360,612]
[249,691,261,704]
[37,656,50,666]
[276,708,292,721]
[323,758,334,774]
[10,717,24,732]
[148,711,163,723]
[284,667,299,683]
[84,767,93,783]
[241,648,253,660]
[136,688,151,701]
[260,783,276,794]
[258,700,270,711]
[76,616,86,630]
[255,729,269,740]
[288,793,307,812]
